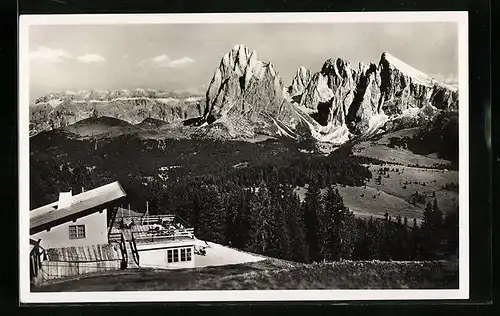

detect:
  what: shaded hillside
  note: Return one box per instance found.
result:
[391,112,459,166]
[348,111,458,169]
[63,116,141,137]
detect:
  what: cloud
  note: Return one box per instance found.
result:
[76,54,107,63]
[29,46,72,63]
[167,57,196,68]
[151,54,169,63]
[29,47,107,65]
[142,54,196,68]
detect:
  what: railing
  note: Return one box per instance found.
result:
[139,215,175,225]
[113,215,177,227]
[131,228,195,244]
[130,233,140,266]
[108,231,128,269]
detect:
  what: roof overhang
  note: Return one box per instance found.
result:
[30,181,127,235]
[30,199,124,235]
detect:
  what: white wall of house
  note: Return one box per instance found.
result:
[32,209,108,249]
[136,241,195,269]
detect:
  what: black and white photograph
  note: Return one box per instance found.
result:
[19,12,469,302]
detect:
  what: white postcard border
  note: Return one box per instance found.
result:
[19,11,469,303]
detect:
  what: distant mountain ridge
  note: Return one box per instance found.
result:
[195,45,458,147]
[30,46,459,150]
[29,88,205,136]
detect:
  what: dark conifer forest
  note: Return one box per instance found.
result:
[30,131,459,263]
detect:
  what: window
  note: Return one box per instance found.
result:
[69,225,86,239]
[167,248,192,263]
[167,249,174,263]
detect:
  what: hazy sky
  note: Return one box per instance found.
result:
[28,22,458,101]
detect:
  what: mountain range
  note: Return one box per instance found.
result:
[29,44,459,149]
[29,89,205,136]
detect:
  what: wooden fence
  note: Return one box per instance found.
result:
[35,259,122,283]
[33,244,124,285]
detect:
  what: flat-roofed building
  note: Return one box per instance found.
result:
[117,214,197,269]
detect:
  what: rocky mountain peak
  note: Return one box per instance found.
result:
[203,45,286,123]
[298,57,358,128]
[379,51,435,87]
[321,58,354,77]
[378,51,457,114]
[288,66,313,99]
[291,51,459,139]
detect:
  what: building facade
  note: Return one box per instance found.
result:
[29,181,127,284]
[32,209,109,249]
[135,240,195,269]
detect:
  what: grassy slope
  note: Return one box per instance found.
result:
[336,185,424,221]
[365,164,458,215]
[294,160,458,221]
[331,126,460,220]
[32,259,458,292]
[294,185,424,222]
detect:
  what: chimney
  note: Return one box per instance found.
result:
[58,190,73,209]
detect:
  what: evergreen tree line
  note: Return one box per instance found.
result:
[158,179,458,263]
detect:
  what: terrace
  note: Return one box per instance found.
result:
[111,214,194,244]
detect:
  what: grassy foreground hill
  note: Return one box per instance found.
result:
[32,258,458,292]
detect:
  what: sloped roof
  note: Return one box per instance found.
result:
[30,181,127,235]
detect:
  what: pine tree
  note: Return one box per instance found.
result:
[283,187,309,262]
[197,185,227,243]
[443,207,459,258]
[396,214,402,225]
[339,206,357,260]
[267,184,292,259]
[353,218,368,260]
[433,198,443,230]
[422,201,434,231]
[318,186,338,261]
[420,199,444,259]
[302,183,322,262]
[319,186,354,261]
[196,184,227,244]
[246,181,273,255]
